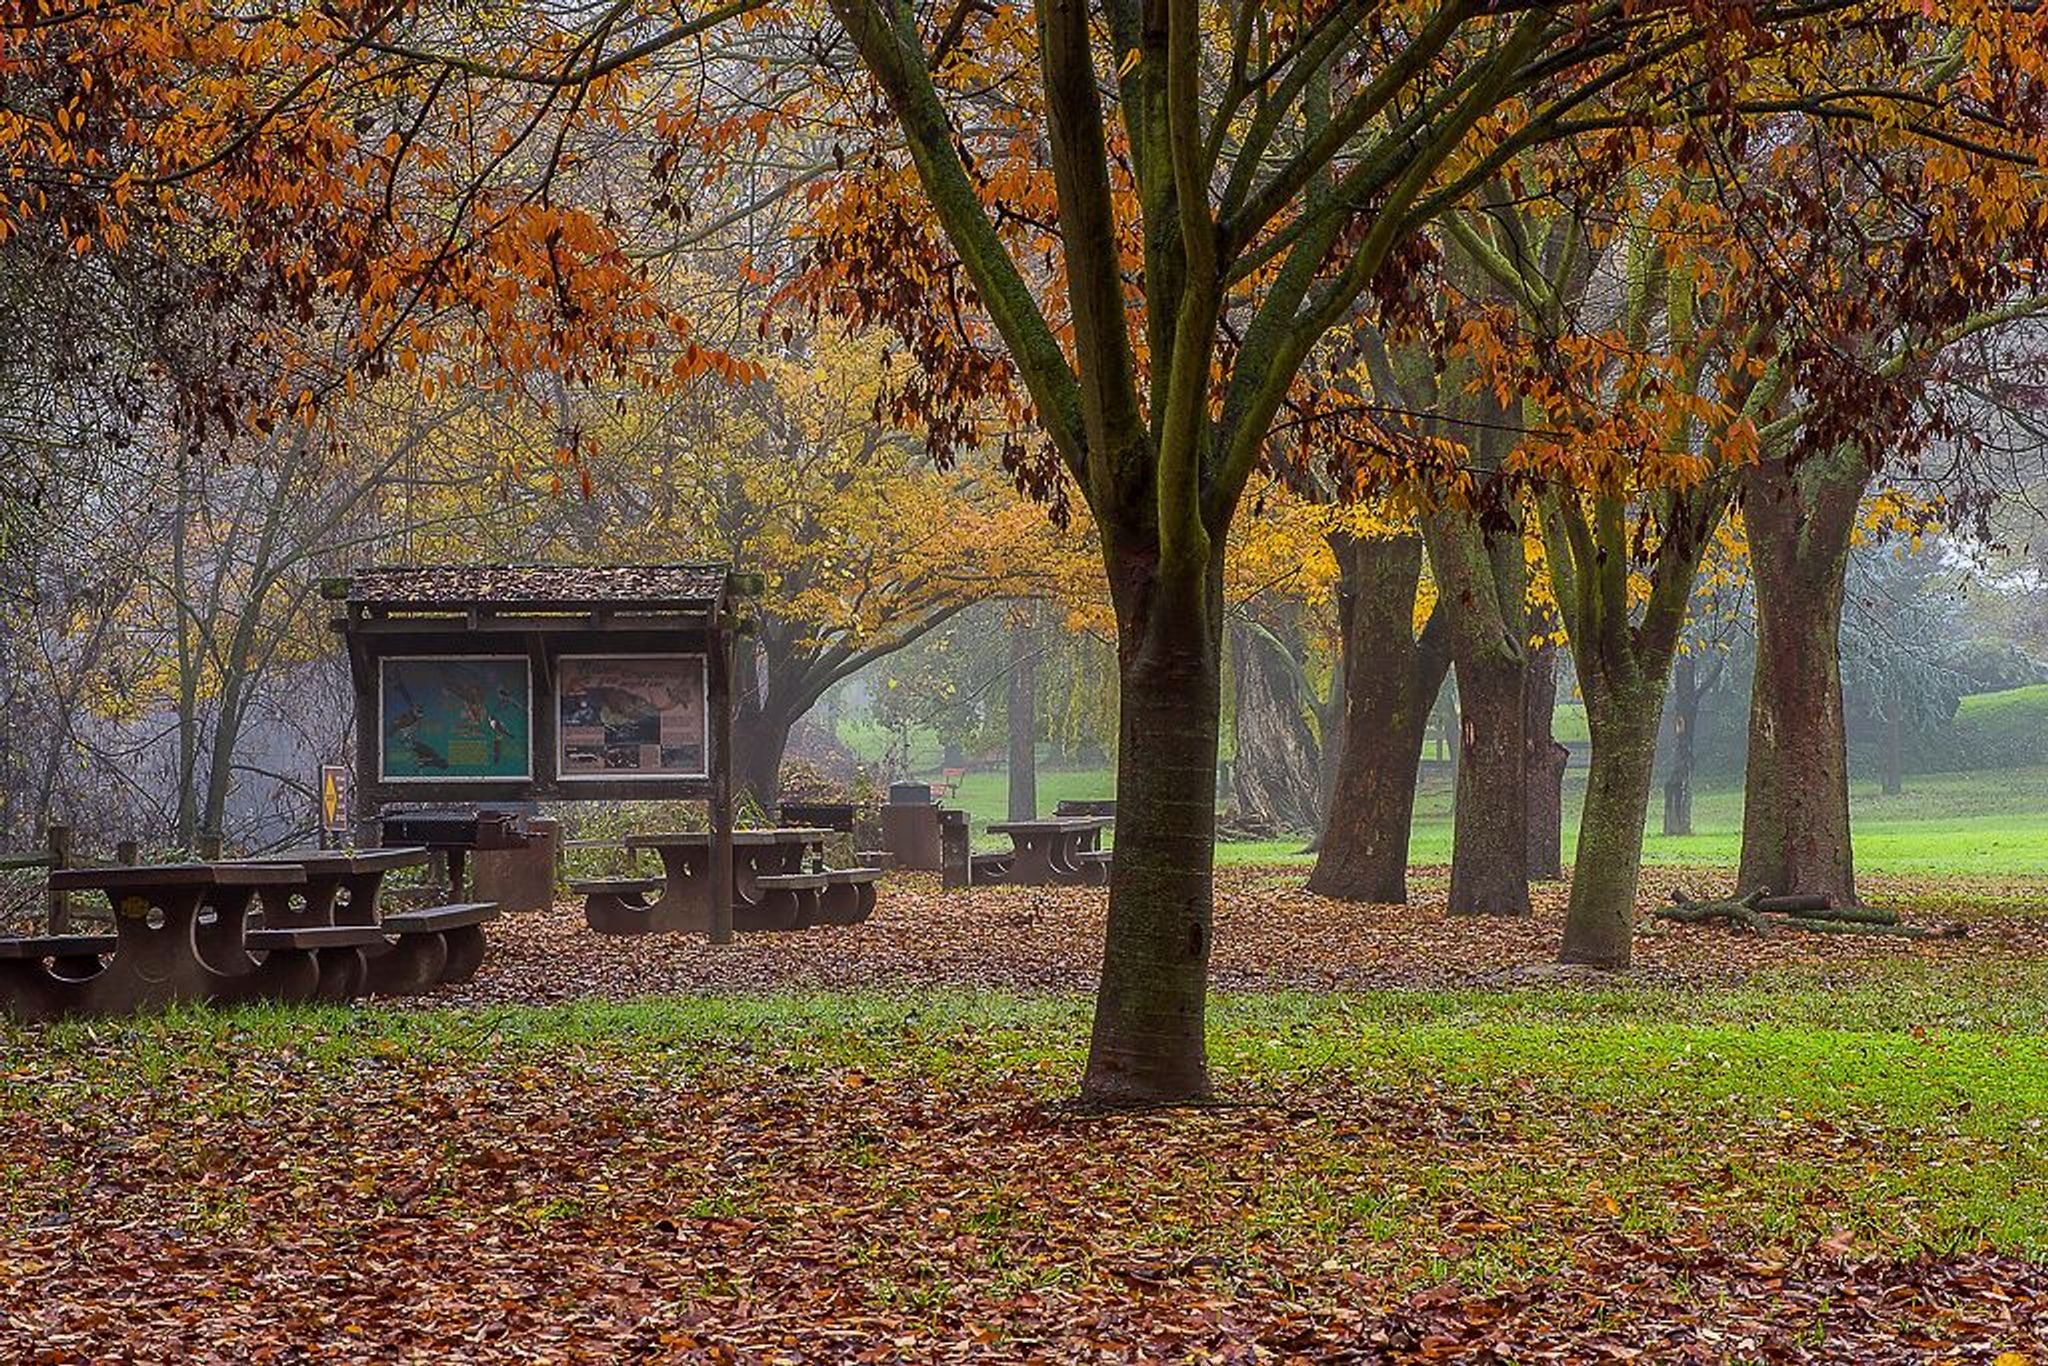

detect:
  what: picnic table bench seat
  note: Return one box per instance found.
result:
[0,933,117,961]
[817,867,881,924]
[245,923,392,1002]
[383,902,500,933]
[0,935,118,1012]
[749,872,828,931]
[568,876,663,897]
[0,934,116,1019]
[245,925,389,951]
[365,902,500,995]
[573,877,667,935]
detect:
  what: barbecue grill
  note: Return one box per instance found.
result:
[378,809,534,899]
[379,808,529,850]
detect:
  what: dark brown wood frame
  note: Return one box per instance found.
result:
[333,580,740,941]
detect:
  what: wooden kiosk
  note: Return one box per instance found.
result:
[332,564,745,942]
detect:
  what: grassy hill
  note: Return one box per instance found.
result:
[1951,683,2048,768]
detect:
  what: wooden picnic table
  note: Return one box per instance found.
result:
[611,829,833,933]
[575,827,890,936]
[3,862,309,1020]
[243,846,429,927]
[240,847,432,999]
[984,818,1113,887]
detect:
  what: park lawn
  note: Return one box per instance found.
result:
[946,765,1117,826]
[4,979,2047,1358]
[1202,764,2048,876]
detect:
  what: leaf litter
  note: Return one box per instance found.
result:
[2,863,2046,1362]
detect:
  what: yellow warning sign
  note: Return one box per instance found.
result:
[320,765,349,832]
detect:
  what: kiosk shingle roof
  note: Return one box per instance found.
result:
[348,564,729,609]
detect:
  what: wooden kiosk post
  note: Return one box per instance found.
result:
[328,564,745,938]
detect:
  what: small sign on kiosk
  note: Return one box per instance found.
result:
[318,764,351,846]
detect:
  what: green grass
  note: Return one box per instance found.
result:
[944,765,1116,832]
[932,759,2048,876]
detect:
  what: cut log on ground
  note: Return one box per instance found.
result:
[1657,888,1965,940]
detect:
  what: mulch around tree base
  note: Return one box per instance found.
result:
[446,865,2048,1005]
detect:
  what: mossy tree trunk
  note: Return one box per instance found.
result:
[831,0,1564,1102]
[1308,532,1449,903]
[1738,446,1866,906]
[1524,641,1568,881]
[1084,540,1224,1105]
[1545,486,1729,969]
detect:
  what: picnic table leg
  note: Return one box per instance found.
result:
[637,846,710,933]
[1008,834,1059,886]
[250,880,364,1001]
[254,880,342,930]
[333,871,386,928]
[200,888,322,1005]
[311,948,368,1002]
[1048,832,1086,880]
[83,886,252,1014]
[364,932,449,997]
[439,924,488,983]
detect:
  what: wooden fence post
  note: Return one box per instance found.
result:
[46,822,72,935]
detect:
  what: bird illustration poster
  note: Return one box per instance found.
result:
[557,655,708,778]
[378,657,532,781]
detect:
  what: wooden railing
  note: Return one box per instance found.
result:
[0,825,142,933]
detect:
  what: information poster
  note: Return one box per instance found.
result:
[557,655,708,779]
[379,657,532,781]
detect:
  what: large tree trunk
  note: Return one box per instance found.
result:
[1524,643,1568,881]
[1426,508,1531,918]
[1663,654,1699,836]
[1559,684,1665,966]
[1008,607,1039,821]
[1447,649,1530,914]
[1546,479,1728,970]
[732,707,793,811]
[1228,608,1322,837]
[1082,546,1221,1107]
[1309,534,1448,903]
[1738,451,1863,906]
[733,643,796,811]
